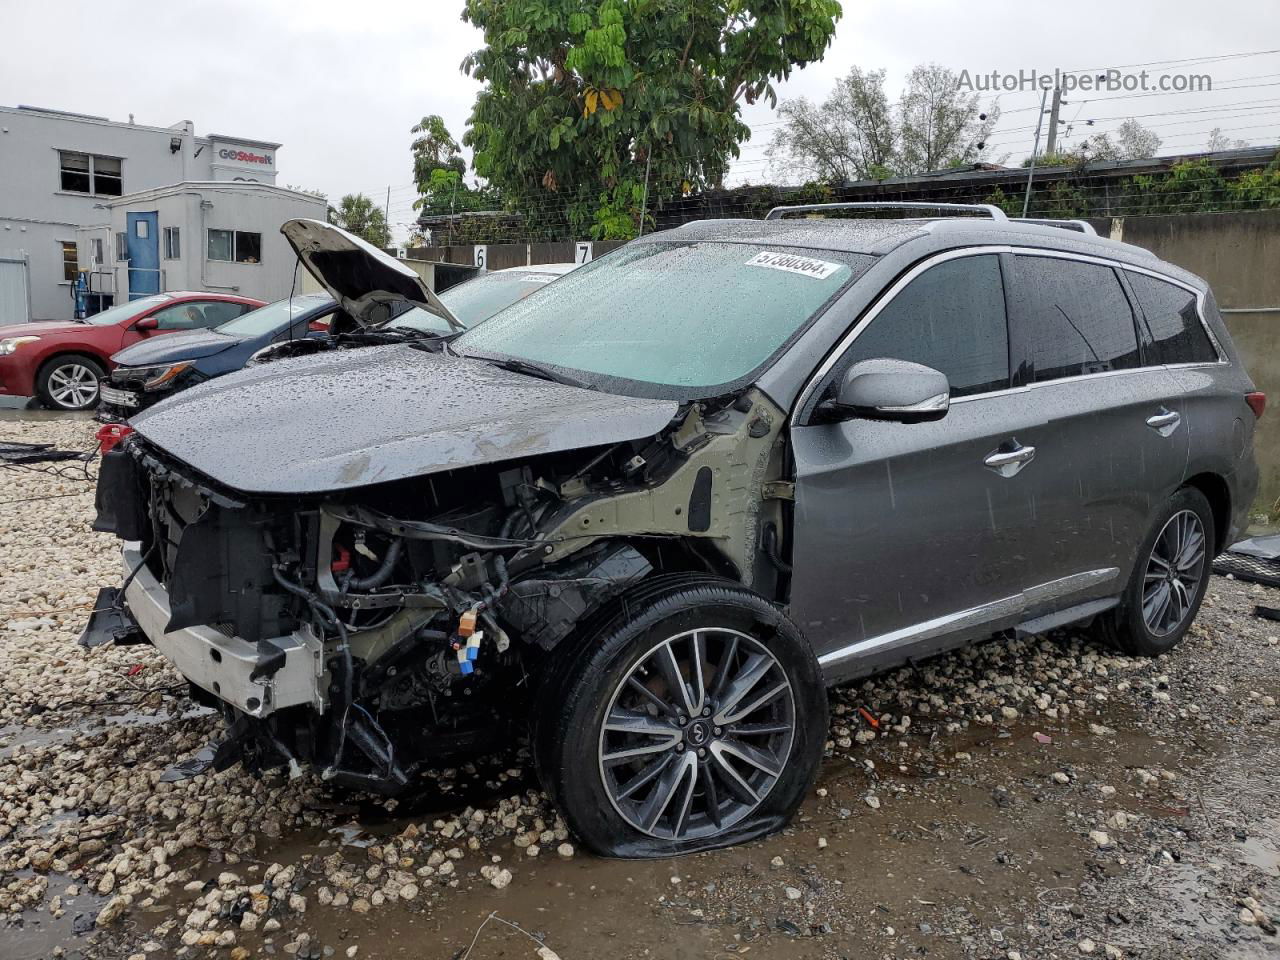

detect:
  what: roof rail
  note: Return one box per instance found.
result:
[764,201,1009,222]
[1010,217,1098,236]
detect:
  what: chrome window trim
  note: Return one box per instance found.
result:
[792,244,1227,425]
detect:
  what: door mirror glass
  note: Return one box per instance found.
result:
[133,315,159,331]
[820,358,950,423]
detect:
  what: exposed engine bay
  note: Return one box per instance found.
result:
[91,390,794,794]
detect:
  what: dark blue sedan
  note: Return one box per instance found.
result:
[97,293,337,420]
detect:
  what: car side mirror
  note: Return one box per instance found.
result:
[817,358,950,424]
[134,316,159,331]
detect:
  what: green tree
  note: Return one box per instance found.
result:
[460,0,843,240]
[328,193,392,248]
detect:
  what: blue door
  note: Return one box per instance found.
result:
[126,211,160,300]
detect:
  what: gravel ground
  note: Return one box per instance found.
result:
[3,418,1280,960]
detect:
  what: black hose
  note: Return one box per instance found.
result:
[346,538,403,592]
[272,566,353,768]
[763,523,792,575]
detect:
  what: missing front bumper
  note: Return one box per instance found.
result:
[116,544,326,718]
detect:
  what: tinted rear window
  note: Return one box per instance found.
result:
[838,254,1009,398]
[1009,256,1140,385]
[1128,273,1217,365]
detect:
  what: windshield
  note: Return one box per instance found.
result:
[453,242,869,395]
[84,294,171,325]
[389,270,565,334]
[216,294,333,338]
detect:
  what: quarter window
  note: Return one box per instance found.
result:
[207,229,262,264]
[58,151,122,196]
[1128,273,1217,365]
[1008,256,1139,385]
[836,254,1010,398]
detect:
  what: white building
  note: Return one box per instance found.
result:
[75,182,327,308]
[0,104,321,322]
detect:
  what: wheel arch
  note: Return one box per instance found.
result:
[1182,472,1230,555]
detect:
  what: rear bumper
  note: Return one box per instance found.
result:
[122,543,325,718]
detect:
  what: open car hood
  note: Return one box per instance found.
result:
[130,345,679,495]
[281,219,461,332]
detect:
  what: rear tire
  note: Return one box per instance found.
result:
[1095,486,1214,657]
[36,354,105,411]
[533,576,827,858]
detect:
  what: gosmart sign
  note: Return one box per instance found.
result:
[216,147,273,166]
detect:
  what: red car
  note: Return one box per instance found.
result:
[0,292,264,410]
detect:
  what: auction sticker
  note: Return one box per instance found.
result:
[745,250,843,280]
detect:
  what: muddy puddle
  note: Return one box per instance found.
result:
[93,705,1220,960]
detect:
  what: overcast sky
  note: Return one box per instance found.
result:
[3,0,1277,241]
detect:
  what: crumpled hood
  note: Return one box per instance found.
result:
[113,330,237,366]
[130,345,679,495]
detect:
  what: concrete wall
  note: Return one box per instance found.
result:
[1110,210,1280,510]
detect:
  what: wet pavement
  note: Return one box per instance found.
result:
[4,419,1280,960]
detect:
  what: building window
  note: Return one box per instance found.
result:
[163,226,181,260]
[207,229,262,264]
[60,241,78,282]
[58,151,123,196]
[115,232,129,261]
[92,238,104,265]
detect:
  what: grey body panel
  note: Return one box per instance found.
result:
[131,345,678,495]
[777,223,1256,685]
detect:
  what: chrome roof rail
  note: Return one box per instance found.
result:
[1010,217,1098,236]
[764,201,1009,222]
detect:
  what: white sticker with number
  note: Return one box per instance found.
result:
[745,250,842,280]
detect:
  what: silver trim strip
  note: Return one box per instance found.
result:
[121,544,325,718]
[816,567,1119,669]
[793,245,1226,423]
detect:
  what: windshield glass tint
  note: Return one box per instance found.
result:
[454,242,863,391]
[216,295,332,338]
[390,271,563,332]
[85,295,171,325]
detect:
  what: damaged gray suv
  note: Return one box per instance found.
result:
[90,206,1261,857]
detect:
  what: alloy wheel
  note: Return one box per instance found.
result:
[1141,509,1206,637]
[47,363,100,409]
[598,628,796,841]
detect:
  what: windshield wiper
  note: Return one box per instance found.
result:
[481,356,587,389]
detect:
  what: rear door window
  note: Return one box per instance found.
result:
[1008,256,1140,385]
[1128,273,1218,365]
[837,254,1009,398]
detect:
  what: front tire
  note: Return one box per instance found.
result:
[534,576,827,857]
[36,354,105,411]
[1096,486,1214,657]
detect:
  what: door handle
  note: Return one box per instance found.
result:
[1146,408,1181,437]
[984,442,1036,478]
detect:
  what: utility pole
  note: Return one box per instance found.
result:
[1022,87,1050,217]
[1044,86,1063,157]
[384,186,391,247]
